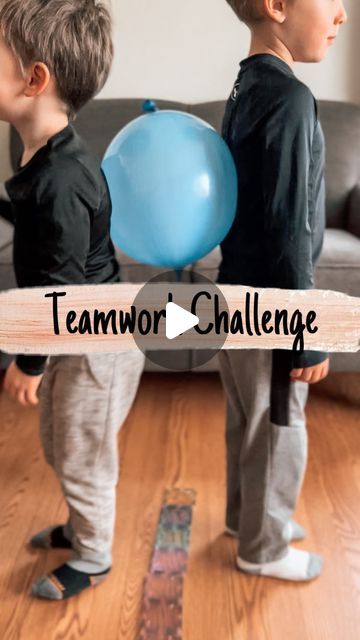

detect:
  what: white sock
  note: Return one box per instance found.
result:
[237,547,323,582]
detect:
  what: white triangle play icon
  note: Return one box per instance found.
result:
[166,302,199,340]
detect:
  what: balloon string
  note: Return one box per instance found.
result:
[175,269,183,282]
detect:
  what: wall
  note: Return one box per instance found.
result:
[104,0,359,104]
[0,0,358,181]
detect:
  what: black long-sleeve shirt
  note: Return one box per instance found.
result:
[5,124,120,376]
[218,53,327,368]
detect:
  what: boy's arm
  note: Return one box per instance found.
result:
[15,173,91,377]
[261,85,328,369]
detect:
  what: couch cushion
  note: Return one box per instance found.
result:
[0,216,13,250]
[0,239,16,292]
[317,229,360,267]
[347,184,360,238]
[315,229,360,296]
[317,101,360,229]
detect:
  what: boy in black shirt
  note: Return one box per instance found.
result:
[1,0,144,599]
[219,0,346,581]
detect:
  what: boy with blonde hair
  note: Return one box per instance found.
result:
[1,0,144,599]
[218,0,347,581]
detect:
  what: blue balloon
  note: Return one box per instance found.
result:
[102,108,237,269]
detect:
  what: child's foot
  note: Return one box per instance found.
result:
[29,525,73,550]
[31,563,111,600]
[236,547,323,582]
[225,520,306,543]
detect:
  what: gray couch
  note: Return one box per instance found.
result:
[1,98,359,371]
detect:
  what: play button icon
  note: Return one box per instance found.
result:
[132,270,229,371]
[166,302,199,340]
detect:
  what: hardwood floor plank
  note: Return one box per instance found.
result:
[0,372,359,640]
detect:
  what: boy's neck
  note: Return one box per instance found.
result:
[15,113,70,167]
[248,30,295,69]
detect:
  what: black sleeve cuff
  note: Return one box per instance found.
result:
[16,354,48,376]
[292,350,329,369]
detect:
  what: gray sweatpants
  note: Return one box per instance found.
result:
[219,349,309,564]
[39,351,145,573]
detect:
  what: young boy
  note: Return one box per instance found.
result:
[1,0,144,599]
[218,0,347,581]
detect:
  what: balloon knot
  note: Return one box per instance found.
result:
[143,99,158,113]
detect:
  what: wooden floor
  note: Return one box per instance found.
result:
[0,371,359,640]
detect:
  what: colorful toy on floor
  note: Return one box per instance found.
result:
[139,488,196,640]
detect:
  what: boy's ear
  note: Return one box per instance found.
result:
[23,62,51,98]
[263,0,287,23]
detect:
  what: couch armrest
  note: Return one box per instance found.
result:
[347,185,360,238]
[0,199,13,225]
[0,181,13,225]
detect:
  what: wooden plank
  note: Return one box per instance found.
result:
[0,373,359,639]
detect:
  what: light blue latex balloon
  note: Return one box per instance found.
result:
[102,107,237,269]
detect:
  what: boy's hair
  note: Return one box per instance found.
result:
[226,0,265,24]
[0,0,114,120]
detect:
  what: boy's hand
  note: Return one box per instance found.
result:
[3,362,43,406]
[290,358,330,384]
